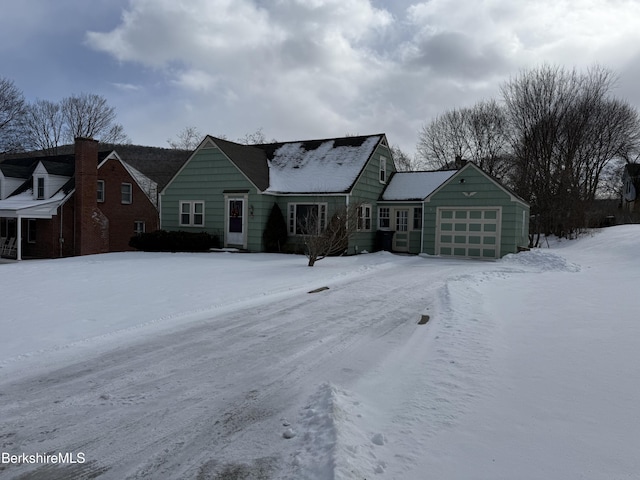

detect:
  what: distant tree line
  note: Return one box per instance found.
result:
[0,76,129,156]
[412,64,640,239]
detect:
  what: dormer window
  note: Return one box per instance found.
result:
[36,177,45,199]
[379,156,387,184]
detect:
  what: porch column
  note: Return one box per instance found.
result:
[16,215,22,261]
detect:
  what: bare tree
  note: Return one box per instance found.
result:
[167,126,202,149]
[416,100,510,177]
[464,100,511,178]
[417,108,468,170]
[22,99,64,155]
[501,64,640,235]
[0,76,26,153]
[61,92,129,144]
[298,203,362,266]
[390,144,419,171]
[237,127,277,145]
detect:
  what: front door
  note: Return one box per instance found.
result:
[393,209,409,252]
[226,198,245,247]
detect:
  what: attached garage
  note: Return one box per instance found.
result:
[378,163,529,259]
[422,163,529,259]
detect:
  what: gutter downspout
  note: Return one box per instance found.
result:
[345,194,352,254]
[16,215,22,260]
[420,202,424,254]
[60,205,64,257]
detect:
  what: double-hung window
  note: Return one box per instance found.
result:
[357,204,372,231]
[378,207,390,229]
[379,156,387,183]
[288,203,327,235]
[121,183,132,204]
[36,177,45,199]
[413,207,423,229]
[134,221,145,235]
[180,201,205,227]
[97,180,105,202]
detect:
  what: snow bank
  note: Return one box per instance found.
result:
[500,248,581,272]
[292,383,389,479]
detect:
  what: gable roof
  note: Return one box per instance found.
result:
[1,144,191,192]
[173,134,385,195]
[381,170,457,201]
[424,162,529,206]
[625,163,640,189]
[0,162,33,179]
[0,146,164,211]
[262,134,383,194]
[99,145,191,192]
[209,137,270,191]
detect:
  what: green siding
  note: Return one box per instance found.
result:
[347,143,396,253]
[376,201,423,253]
[275,195,348,253]
[161,145,271,251]
[422,164,529,258]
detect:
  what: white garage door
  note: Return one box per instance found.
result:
[435,207,501,259]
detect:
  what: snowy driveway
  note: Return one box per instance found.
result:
[1,227,639,479]
[0,253,465,479]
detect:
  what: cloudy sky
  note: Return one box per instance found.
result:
[2,0,640,156]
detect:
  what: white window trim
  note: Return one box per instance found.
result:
[357,204,372,231]
[179,200,205,227]
[134,221,146,235]
[379,156,387,184]
[97,180,105,203]
[288,202,328,235]
[35,176,46,199]
[121,182,132,204]
[413,207,423,230]
[378,207,390,230]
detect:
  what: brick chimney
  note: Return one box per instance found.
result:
[454,155,467,169]
[74,137,109,255]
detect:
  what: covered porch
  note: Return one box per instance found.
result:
[0,192,68,260]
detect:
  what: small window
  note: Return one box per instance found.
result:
[357,204,372,231]
[36,177,45,199]
[27,219,37,243]
[413,207,423,229]
[97,180,105,202]
[378,207,390,229]
[134,221,145,235]
[121,183,132,204]
[379,157,387,183]
[179,201,205,227]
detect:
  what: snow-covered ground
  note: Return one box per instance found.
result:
[0,226,638,479]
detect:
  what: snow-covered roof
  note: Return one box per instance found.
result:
[264,135,382,194]
[0,190,68,218]
[381,170,457,201]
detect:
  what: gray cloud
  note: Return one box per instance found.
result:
[81,0,640,156]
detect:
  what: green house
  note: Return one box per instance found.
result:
[380,162,530,258]
[160,135,529,259]
[160,134,395,253]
